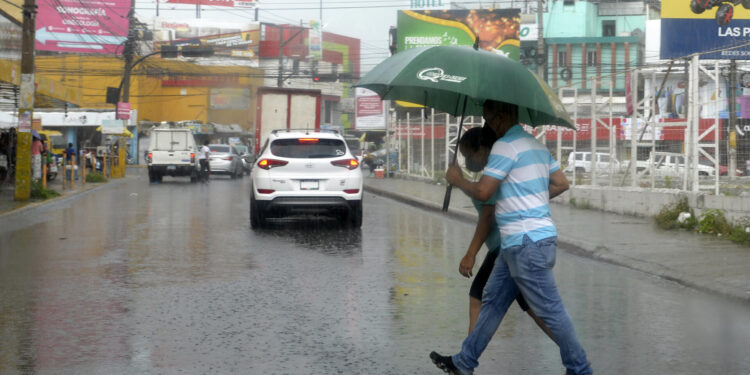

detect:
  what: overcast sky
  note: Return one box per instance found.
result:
[135,0,402,72]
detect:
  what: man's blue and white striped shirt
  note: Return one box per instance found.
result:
[483,124,560,249]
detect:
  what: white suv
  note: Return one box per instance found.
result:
[250,129,363,228]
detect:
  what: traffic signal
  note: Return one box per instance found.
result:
[160,45,214,58]
[313,73,339,82]
[181,46,214,58]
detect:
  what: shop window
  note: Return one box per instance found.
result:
[602,21,616,37]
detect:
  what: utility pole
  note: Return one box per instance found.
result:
[277,25,285,87]
[15,0,37,200]
[122,0,137,104]
[536,0,545,80]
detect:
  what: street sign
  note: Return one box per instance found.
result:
[102,119,125,134]
[116,102,131,120]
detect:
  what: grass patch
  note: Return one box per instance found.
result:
[654,198,696,230]
[696,209,731,236]
[729,217,750,247]
[86,172,108,183]
[30,180,61,200]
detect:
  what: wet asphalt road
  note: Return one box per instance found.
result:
[2,171,750,375]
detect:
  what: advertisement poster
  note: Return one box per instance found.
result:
[309,20,322,60]
[396,9,520,60]
[355,88,386,130]
[661,0,750,59]
[35,0,129,54]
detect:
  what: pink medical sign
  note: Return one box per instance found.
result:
[35,0,130,54]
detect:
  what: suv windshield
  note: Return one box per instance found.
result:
[271,138,347,158]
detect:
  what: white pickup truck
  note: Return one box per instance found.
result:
[146,126,200,183]
[635,152,715,177]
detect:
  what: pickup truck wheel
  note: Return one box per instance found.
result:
[190,172,198,183]
[250,194,266,229]
[148,169,155,183]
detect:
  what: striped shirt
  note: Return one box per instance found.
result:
[483,124,560,249]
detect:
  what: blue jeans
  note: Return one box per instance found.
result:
[452,235,592,375]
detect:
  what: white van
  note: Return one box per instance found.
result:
[636,152,715,177]
[565,152,620,173]
[146,126,200,183]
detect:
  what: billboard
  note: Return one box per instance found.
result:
[661,0,750,59]
[154,19,259,61]
[397,9,520,60]
[355,88,386,130]
[35,0,129,54]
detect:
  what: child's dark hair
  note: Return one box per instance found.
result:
[459,126,496,154]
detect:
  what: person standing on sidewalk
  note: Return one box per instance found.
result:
[31,135,44,181]
[456,126,555,342]
[430,100,592,375]
[198,141,211,183]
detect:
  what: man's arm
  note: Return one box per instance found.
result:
[459,204,495,278]
[549,169,569,199]
[445,165,501,202]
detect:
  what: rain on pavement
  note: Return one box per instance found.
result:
[2,171,750,374]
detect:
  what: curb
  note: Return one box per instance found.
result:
[364,184,750,303]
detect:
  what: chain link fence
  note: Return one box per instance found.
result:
[390,61,750,196]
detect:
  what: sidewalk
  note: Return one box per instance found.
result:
[364,176,750,303]
[0,167,133,217]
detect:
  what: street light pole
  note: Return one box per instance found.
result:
[14,0,37,200]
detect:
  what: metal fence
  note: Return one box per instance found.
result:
[389,59,750,195]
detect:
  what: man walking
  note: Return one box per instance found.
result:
[430,100,592,375]
[198,140,211,183]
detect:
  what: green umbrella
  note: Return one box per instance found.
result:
[355,45,574,129]
[355,45,574,211]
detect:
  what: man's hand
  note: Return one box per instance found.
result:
[459,253,476,278]
[445,164,464,186]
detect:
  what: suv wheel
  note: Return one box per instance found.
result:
[250,193,266,229]
[347,200,363,228]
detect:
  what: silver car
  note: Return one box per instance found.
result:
[208,144,243,179]
[234,144,254,175]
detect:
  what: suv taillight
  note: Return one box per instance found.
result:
[147,152,152,163]
[190,153,195,163]
[257,158,288,170]
[331,158,359,170]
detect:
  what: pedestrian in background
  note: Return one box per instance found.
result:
[65,143,76,163]
[199,140,211,183]
[431,100,592,375]
[31,135,44,181]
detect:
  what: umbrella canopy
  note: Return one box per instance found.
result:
[355,45,574,129]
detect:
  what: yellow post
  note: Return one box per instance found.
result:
[103,155,107,177]
[81,152,86,185]
[13,126,31,201]
[69,157,74,189]
[119,138,127,177]
[42,160,47,190]
[60,156,66,191]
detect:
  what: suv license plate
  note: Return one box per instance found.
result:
[167,166,176,170]
[300,180,318,190]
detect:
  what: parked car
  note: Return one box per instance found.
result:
[700,159,745,177]
[146,126,200,183]
[564,152,620,173]
[636,153,716,177]
[234,144,254,175]
[249,129,363,228]
[208,144,243,178]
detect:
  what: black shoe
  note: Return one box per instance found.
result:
[430,352,472,375]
